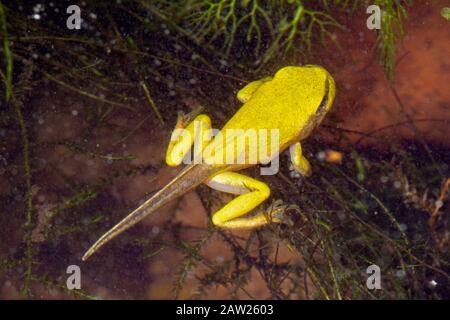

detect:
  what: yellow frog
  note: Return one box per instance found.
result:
[82,65,336,261]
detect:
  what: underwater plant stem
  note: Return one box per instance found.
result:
[0,1,13,102]
[9,35,246,82]
[43,72,134,110]
[12,97,33,296]
[342,167,408,245]
[10,93,34,296]
[139,81,164,126]
[324,241,343,300]
[390,86,444,178]
[322,173,450,282]
[306,267,330,299]
[1,94,33,298]
[0,1,34,296]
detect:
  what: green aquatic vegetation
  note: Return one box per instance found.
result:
[375,0,408,82]
[144,0,408,79]
[0,1,12,101]
[147,0,341,67]
[440,7,450,20]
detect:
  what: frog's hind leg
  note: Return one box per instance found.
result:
[236,76,272,103]
[206,171,278,228]
[166,111,212,166]
[289,142,312,176]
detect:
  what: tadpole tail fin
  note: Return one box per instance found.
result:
[82,164,217,261]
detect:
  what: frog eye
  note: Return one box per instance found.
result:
[315,78,331,115]
[316,94,328,115]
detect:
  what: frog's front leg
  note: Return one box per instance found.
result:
[236,76,272,103]
[289,142,312,176]
[166,111,212,166]
[206,172,279,228]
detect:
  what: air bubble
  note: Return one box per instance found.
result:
[395,269,406,278]
[316,151,326,161]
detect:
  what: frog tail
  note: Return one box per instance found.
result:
[82,164,218,261]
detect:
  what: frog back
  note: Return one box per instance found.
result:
[204,66,331,167]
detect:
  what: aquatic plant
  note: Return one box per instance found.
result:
[142,0,408,79]
[375,0,408,82]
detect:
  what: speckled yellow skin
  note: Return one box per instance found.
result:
[82,65,335,261]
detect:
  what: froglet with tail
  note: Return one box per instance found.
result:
[82,65,336,261]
